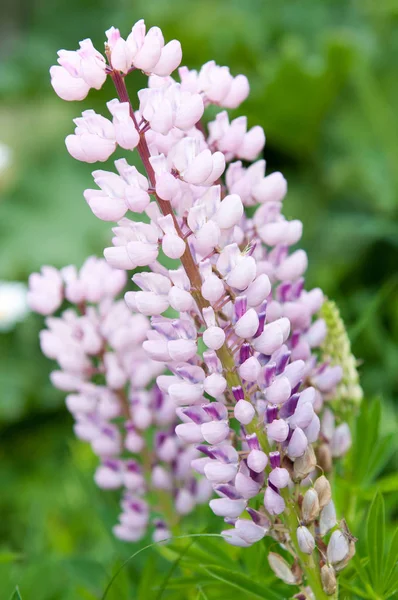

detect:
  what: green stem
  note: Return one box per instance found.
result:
[282,496,332,599]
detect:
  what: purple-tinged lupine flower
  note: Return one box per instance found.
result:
[39,20,357,596]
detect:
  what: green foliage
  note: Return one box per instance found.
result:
[340,494,398,600]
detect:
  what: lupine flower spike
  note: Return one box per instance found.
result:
[32,18,359,597]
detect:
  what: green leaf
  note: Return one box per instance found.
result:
[101,533,225,599]
[339,580,372,600]
[384,527,398,595]
[156,540,195,600]
[192,537,235,568]
[195,586,209,600]
[136,556,157,599]
[366,493,385,592]
[9,588,23,600]
[166,537,233,570]
[203,565,283,600]
[106,558,131,600]
[367,433,396,483]
[156,576,214,590]
[363,473,398,499]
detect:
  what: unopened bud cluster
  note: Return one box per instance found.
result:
[29,18,359,596]
[320,299,363,409]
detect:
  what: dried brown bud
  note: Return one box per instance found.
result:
[268,552,297,585]
[293,445,316,480]
[302,488,320,523]
[316,443,332,473]
[321,564,337,595]
[314,475,332,509]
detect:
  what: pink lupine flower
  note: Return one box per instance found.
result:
[66,110,116,162]
[107,100,140,150]
[40,21,355,592]
[50,39,106,101]
[27,266,63,315]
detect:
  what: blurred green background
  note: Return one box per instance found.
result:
[0,0,397,598]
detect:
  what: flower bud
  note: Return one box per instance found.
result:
[213,194,244,229]
[247,449,268,473]
[203,326,226,350]
[107,99,139,150]
[234,308,259,339]
[94,461,123,489]
[265,376,292,405]
[221,528,251,547]
[334,540,356,572]
[320,501,337,536]
[152,465,172,490]
[175,422,204,443]
[209,498,247,518]
[327,530,349,564]
[168,286,194,312]
[268,467,290,489]
[201,420,230,444]
[302,488,320,523]
[297,526,315,555]
[168,339,197,362]
[289,401,314,430]
[317,443,333,473]
[234,399,255,425]
[314,475,332,509]
[268,553,296,585]
[152,40,182,76]
[201,274,225,302]
[287,427,308,458]
[204,461,237,484]
[303,413,321,443]
[264,486,285,515]
[238,356,261,382]
[235,518,266,544]
[235,472,260,499]
[66,110,116,163]
[203,373,227,398]
[276,249,308,281]
[293,445,317,480]
[267,418,289,442]
[175,489,195,515]
[245,274,271,306]
[253,322,284,355]
[331,423,352,457]
[321,565,337,595]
